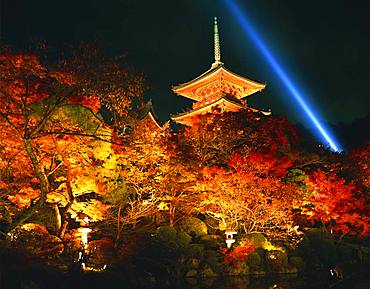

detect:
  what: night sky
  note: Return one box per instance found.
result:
[2,0,369,136]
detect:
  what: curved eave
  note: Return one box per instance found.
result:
[138,101,162,129]
[222,66,266,93]
[140,110,162,129]
[147,111,162,129]
[172,64,222,93]
[171,96,245,125]
[172,64,266,100]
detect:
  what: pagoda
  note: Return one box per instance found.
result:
[171,17,269,126]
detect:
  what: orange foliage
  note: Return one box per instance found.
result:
[1,48,368,246]
[304,170,369,237]
[346,142,370,189]
[219,242,256,265]
[181,110,299,166]
[68,95,102,112]
[0,50,123,231]
[199,152,301,242]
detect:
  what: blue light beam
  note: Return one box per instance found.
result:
[223,0,342,152]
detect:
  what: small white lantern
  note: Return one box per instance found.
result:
[78,227,92,246]
[225,229,237,248]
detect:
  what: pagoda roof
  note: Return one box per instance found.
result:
[172,63,266,101]
[171,95,245,126]
[172,94,271,126]
[138,100,162,129]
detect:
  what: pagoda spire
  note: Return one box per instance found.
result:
[212,17,223,68]
[172,16,266,105]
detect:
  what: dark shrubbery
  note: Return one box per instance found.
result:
[296,228,337,269]
[265,250,288,272]
[247,251,262,271]
[289,256,306,272]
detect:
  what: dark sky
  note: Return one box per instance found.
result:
[2,0,370,127]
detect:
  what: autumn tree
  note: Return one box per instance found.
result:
[299,169,369,237]
[341,142,370,196]
[167,108,306,243]
[179,110,299,166]
[59,44,145,135]
[44,110,115,237]
[110,112,189,230]
[0,47,145,235]
[197,152,303,243]
[0,52,78,233]
[283,140,370,239]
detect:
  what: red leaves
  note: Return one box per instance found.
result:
[199,151,299,241]
[259,115,299,149]
[303,170,370,237]
[0,53,46,73]
[180,109,300,167]
[50,71,76,85]
[0,54,49,105]
[219,242,256,265]
[68,95,102,112]
[227,149,294,178]
[226,152,244,169]
[0,181,8,189]
[346,142,370,189]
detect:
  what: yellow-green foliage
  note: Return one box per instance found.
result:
[178,217,208,239]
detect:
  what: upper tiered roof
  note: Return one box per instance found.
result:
[172,17,266,102]
[171,17,269,126]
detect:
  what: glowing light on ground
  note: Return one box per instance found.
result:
[223,0,342,152]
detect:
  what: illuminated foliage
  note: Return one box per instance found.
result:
[111,112,201,229]
[219,242,256,265]
[0,47,368,253]
[302,170,369,237]
[0,48,144,235]
[344,142,370,190]
[59,44,145,135]
[0,52,74,233]
[197,152,302,243]
[180,110,299,166]
[176,110,304,242]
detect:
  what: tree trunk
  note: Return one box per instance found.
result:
[169,205,175,227]
[23,139,48,204]
[6,140,49,233]
[56,146,75,238]
[7,198,43,233]
[116,204,122,243]
[59,221,69,239]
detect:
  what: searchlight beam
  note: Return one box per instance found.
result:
[223,0,342,152]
